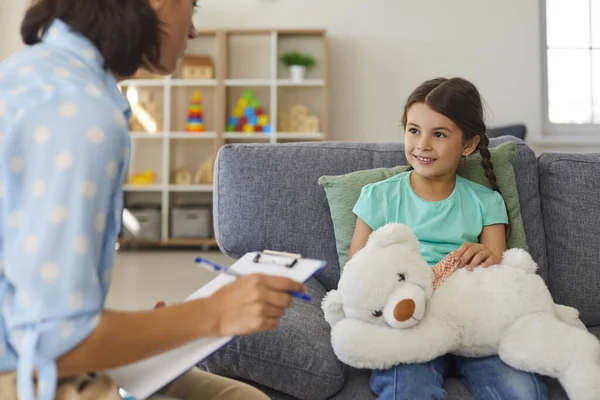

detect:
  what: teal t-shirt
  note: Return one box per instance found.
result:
[352,171,508,266]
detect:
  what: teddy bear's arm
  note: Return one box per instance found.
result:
[330,316,460,370]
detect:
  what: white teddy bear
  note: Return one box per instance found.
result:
[322,223,600,400]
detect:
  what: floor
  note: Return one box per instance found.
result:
[105,250,235,311]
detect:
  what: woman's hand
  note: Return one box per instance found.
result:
[207,274,306,337]
[455,243,500,271]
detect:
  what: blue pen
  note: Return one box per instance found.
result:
[194,257,312,302]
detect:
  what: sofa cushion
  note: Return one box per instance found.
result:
[214,137,547,290]
[539,153,600,327]
[198,278,345,400]
[318,141,528,270]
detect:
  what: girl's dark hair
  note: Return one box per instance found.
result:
[21,0,164,77]
[401,77,500,193]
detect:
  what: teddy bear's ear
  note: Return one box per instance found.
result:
[366,223,419,250]
[501,248,537,274]
[321,290,345,327]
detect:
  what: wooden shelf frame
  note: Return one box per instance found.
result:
[119,29,328,248]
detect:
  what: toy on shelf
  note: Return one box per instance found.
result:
[127,88,162,134]
[194,153,217,184]
[173,168,192,185]
[278,104,320,133]
[130,170,156,185]
[181,55,214,80]
[226,90,271,134]
[185,91,205,133]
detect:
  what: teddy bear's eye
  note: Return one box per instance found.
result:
[372,310,383,317]
[398,273,406,282]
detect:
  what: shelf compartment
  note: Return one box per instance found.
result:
[227,33,272,80]
[277,32,325,81]
[171,87,216,133]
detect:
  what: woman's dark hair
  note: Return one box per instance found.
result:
[21,0,164,77]
[401,77,500,193]
[401,77,512,238]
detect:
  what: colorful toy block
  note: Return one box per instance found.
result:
[226,89,271,135]
[186,90,205,133]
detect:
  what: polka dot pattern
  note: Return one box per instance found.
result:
[82,48,95,60]
[50,206,68,224]
[114,110,126,128]
[41,263,60,281]
[34,126,50,144]
[60,103,77,118]
[70,59,85,69]
[32,180,46,198]
[96,214,107,232]
[68,293,84,310]
[82,181,97,198]
[107,161,118,177]
[23,235,38,253]
[19,65,33,76]
[86,84,101,97]
[60,321,75,339]
[54,68,70,78]
[10,87,27,95]
[8,210,24,227]
[19,291,31,306]
[87,127,104,144]
[74,236,90,254]
[56,151,74,169]
[1,30,131,396]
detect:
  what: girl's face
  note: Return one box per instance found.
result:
[404,102,480,181]
[150,0,198,74]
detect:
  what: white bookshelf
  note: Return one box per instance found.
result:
[118,28,328,248]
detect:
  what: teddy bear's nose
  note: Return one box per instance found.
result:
[393,299,416,322]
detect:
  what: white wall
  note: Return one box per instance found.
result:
[0,0,590,153]
[195,0,553,150]
[0,0,28,60]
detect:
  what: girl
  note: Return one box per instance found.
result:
[347,78,547,400]
[0,1,305,399]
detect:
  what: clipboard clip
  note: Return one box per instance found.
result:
[253,250,302,268]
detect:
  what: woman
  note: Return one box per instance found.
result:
[0,1,306,399]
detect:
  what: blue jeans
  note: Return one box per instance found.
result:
[370,355,548,400]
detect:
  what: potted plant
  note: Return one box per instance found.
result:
[280,52,317,81]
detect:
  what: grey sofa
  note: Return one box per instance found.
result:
[200,136,600,399]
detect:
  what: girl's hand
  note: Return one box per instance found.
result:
[455,243,500,271]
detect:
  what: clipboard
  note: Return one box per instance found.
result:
[107,251,326,399]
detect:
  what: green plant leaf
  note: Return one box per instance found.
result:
[280,52,317,68]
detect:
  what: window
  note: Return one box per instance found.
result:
[544,0,600,134]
